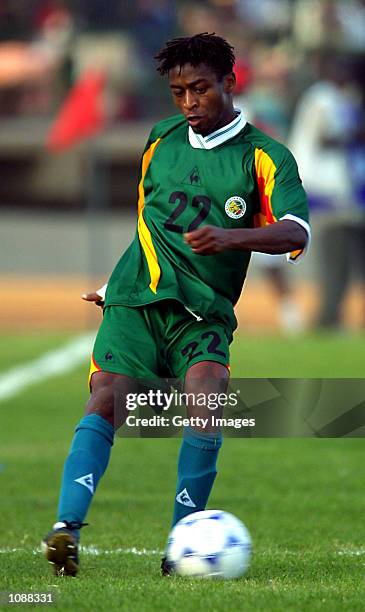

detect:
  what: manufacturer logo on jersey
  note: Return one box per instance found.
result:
[225,196,246,219]
[176,488,196,508]
[74,473,94,495]
[182,166,202,187]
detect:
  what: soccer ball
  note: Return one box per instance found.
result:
[166,509,252,579]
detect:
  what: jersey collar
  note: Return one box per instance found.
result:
[188,109,246,149]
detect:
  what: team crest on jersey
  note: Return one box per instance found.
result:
[225,196,246,219]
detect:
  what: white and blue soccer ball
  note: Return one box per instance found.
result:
[166,509,252,579]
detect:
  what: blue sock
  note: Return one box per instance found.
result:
[172,427,222,526]
[57,414,114,527]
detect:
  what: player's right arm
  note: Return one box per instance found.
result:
[80,115,185,307]
[80,126,160,308]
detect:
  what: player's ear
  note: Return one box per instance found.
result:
[223,72,236,94]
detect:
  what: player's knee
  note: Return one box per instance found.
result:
[86,372,120,422]
[86,371,135,426]
[85,387,115,422]
[185,362,229,392]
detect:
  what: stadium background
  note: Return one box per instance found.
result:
[1,2,365,610]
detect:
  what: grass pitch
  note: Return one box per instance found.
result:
[1,331,365,611]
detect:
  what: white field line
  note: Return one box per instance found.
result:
[0,546,162,556]
[0,333,95,403]
[1,546,364,557]
[80,545,162,556]
[336,548,365,557]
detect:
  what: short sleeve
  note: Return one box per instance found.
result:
[254,145,310,263]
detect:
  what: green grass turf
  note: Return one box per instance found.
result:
[0,332,365,610]
[0,332,76,370]
[230,331,365,377]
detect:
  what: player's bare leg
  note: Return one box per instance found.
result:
[184,361,229,431]
[43,371,134,576]
[84,371,136,427]
[162,361,229,575]
[172,360,229,519]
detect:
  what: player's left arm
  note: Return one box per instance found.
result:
[185,144,310,260]
[184,219,307,255]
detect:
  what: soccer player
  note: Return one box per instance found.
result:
[43,33,310,576]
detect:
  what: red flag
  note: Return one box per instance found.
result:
[47,69,106,152]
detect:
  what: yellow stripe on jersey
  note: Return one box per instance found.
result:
[138,212,160,294]
[254,148,277,226]
[254,147,304,262]
[137,138,161,293]
[138,138,161,215]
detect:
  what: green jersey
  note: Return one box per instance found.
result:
[105,112,309,336]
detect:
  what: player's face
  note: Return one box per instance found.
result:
[169,63,236,136]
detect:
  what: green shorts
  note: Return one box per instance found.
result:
[89,300,230,385]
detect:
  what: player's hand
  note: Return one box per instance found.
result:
[81,292,104,307]
[81,284,107,308]
[184,225,229,255]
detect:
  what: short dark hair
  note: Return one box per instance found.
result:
[155,33,235,80]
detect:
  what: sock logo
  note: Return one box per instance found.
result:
[74,473,94,495]
[176,488,196,508]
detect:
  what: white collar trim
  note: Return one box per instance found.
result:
[188,109,246,149]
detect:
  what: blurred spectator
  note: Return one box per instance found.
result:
[288,53,365,328]
[132,0,176,65]
[0,0,74,116]
[289,54,358,206]
[178,4,222,38]
[293,0,342,50]
[293,0,365,52]
[235,41,295,139]
[72,0,128,31]
[0,1,34,42]
[336,0,365,51]
[237,0,292,37]
[129,0,177,117]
